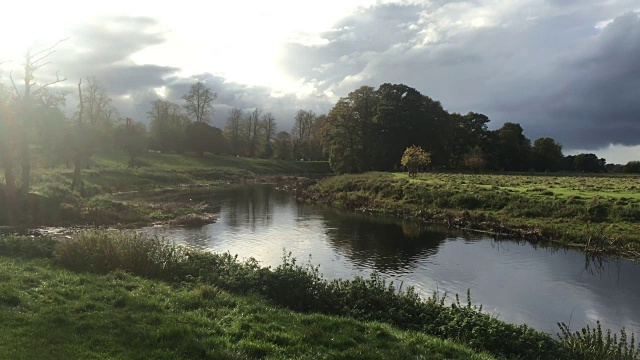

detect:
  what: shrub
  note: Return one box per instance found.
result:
[401,146,431,177]
[54,230,186,279]
[0,235,56,258]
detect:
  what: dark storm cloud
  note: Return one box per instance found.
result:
[280,1,640,149]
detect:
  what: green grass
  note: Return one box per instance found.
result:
[0,257,492,359]
[1,152,330,226]
[3,231,639,359]
[304,172,640,257]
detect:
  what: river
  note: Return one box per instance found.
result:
[140,184,640,335]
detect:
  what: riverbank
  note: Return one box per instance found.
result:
[300,172,640,259]
[1,231,637,359]
[0,152,329,227]
[0,258,491,359]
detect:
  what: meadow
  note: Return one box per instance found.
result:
[304,172,640,258]
[0,152,329,226]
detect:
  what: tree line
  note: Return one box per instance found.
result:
[319,83,632,174]
[2,43,639,218]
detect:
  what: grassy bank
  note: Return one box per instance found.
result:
[2,231,638,359]
[301,172,640,258]
[0,235,493,360]
[1,152,329,226]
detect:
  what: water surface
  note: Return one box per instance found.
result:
[141,184,640,335]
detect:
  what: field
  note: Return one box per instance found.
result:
[0,152,330,226]
[305,172,640,257]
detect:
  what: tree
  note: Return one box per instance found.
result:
[447,112,490,169]
[532,137,564,172]
[624,161,640,173]
[148,99,190,153]
[273,131,293,160]
[401,145,431,177]
[292,109,318,160]
[182,81,217,123]
[184,122,228,156]
[494,122,532,171]
[9,41,67,195]
[464,147,487,173]
[113,118,147,168]
[260,112,276,158]
[224,108,244,156]
[571,153,606,173]
[243,108,262,157]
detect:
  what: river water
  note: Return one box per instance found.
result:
[140,184,640,335]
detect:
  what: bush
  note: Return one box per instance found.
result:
[54,230,186,279]
[0,235,56,258]
[9,230,631,360]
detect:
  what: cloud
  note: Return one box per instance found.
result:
[280,1,640,149]
[18,15,333,131]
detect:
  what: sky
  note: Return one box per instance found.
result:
[1,0,639,163]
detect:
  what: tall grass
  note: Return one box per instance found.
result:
[35,230,637,360]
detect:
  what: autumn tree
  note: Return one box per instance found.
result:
[401,145,431,177]
[182,81,216,123]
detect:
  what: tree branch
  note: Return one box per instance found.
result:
[9,70,20,98]
[30,38,68,59]
[32,71,67,96]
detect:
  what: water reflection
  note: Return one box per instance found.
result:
[316,207,450,272]
[139,184,640,335]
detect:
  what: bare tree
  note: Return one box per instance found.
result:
[81,77,115,127]
[260,112,276,157]
[224,108,244,155]
[9,40,67,195]
[243,108,262,157]
[71,79,84,190]
[182,81,217,123]
[291,110,317,160]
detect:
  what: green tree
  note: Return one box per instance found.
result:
[148,99,190,153]
[184,122,228,156]
[447,112,490,169]
[374,84,450,170]
[113,118,147,168]
[532,137,564,172]
[494,122,532,171]
[571,153,606,173]
[273,131,293,160]
[624,161,640,173]
[401,145,431,177]
[464,147,487,173]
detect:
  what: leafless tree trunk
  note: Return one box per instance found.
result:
[9,40,66,196]
[71,79,83,191]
